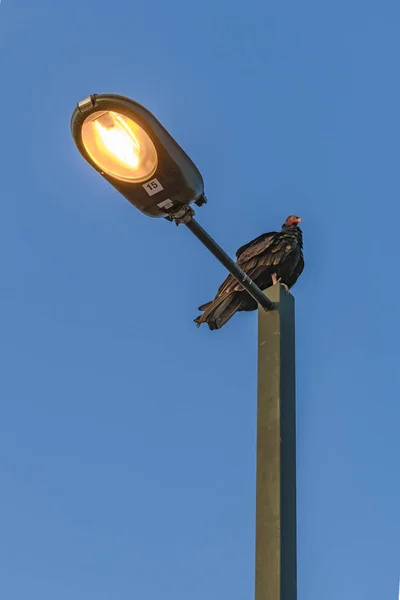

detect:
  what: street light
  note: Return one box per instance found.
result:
[71,93,297,600]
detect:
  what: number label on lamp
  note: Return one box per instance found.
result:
[143,178,164,196]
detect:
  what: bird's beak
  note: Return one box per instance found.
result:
[296,217,302,223]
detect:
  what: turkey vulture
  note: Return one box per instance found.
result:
[194,215,304,330]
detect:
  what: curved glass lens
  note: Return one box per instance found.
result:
[81,111,158,183]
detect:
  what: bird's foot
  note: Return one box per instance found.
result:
[271,273,280,286]
[272,274,290,293]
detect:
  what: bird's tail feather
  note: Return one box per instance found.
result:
[194,293,243,330]
[197,301,213,311]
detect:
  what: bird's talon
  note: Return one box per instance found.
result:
[272,274,281,286]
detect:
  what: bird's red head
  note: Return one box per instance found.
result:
[284,215,302,228]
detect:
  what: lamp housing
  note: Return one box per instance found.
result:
[71,94,205,218]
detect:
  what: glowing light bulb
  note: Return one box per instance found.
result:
[94,112,140,169]
[81,110,158,183]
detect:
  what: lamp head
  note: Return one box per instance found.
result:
[71,94,205,218]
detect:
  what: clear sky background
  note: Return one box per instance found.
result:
[0,1,399,599]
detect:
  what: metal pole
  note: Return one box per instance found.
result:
[255,284,297,600]
[184,217,273,311]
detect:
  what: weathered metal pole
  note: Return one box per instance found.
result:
[255,284,297,600]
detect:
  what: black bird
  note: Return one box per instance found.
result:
[194,215,304,330]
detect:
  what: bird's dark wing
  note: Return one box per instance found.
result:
[235,231,277,260]
[237,229,300,269]
[212,272,240,299]
[211,232,281,299]
[286,252,304,287]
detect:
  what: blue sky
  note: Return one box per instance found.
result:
[1,0,399,598]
